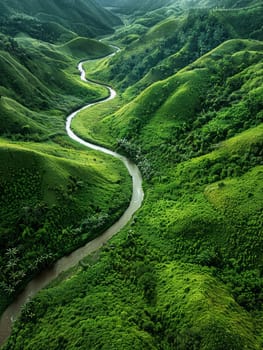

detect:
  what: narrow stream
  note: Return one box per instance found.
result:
[0,47,144,346]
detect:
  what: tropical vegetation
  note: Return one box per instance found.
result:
[1,0,263,349]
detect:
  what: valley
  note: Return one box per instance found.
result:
[0,0,262,349]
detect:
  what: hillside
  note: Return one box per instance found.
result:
[0,0,121,40]
[97,0,262,14]
[1,0,263,349]
[0,1,128,322]
[97,0,175,14]
[0,33,114,140]
[86,3,262,99]
[0,138,131,315]
[7,36,263,349]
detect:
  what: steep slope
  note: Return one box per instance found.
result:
[0,0,121,40]
[98,0,262,13]
[4,36,262,350]
[75,38,263,155]
[87,3,262,99]
[3,258,261,349]
[0,33,114,140]
[1,1,263,349]
[0,138,131,314]
[110,39,263,155]
[97,0,175,14]
[0,5,125,319]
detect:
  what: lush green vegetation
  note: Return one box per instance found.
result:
[88,3,262,100]
[0,0,121,41]
[0,4,131,318]
[0,32,114,141]
[97,0,175,15]
[42,35,263,350]
[1,0,263,349]
[97,0,262,13]
[0,137,131,314]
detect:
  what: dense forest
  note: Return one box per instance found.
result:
[0,0,262,349]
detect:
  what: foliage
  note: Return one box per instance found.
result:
[1,0,263,349]
[63,18,263,350]
[87,5,262,98]
[0,136,131,314]
[0,0,121,41]
[0,33,111,140]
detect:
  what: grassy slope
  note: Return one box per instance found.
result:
[0,137,131,314]
[85,4,262,101]
[2,3,263,350]
[0,34,113,139]
[6,260,260,350]
[58,37,115,59]
[16,38,263,349]
[73,39,263,155]
[97,0,175,14]
[0,0,121,39]
[0,32,131,315]
[97,0,261,12]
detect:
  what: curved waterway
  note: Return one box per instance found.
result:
[0,47,144,346]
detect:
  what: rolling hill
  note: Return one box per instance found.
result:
[66,26,263,350]
[86,2,262,99]
[1,0,263,349]
[0,0,121,40]
[0,138,131,314]
[0,0,127,319]
[0,33,114,140]
[98,0,263,12]
[97,0,175,14]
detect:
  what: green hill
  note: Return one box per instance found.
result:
[0,49,54,109]
[0,33,112,140]
[0,0,121,40]
[75,39,263,156]
[0,139,131,313]
[0,5,125,317]
[97,0,175,14]
[87,3,262,99]
[98,0,262,13]
[63,38,263,349]
[1,0,263,349]
[58,37,115,59]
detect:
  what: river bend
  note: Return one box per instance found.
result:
[0,47,144,346]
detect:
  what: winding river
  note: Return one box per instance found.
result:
[0,47,144,346]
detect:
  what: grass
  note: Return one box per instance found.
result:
[87,4,262,100]
[0,34,132,315]
[156,262,259,349]
[0,49,53,109]
[0,97,47,137]
[0,137,131,314]
[0,0,121,40]
[58,37,115,59]
[71,95,122,148]
[0,35,113,140]
[19,35,261,350]
[2,2,263,349]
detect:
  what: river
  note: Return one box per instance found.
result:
[0,47,144,346]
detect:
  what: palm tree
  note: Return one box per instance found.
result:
[6,259,17,271]
[4,284,15,295]
[5,247,18,259]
